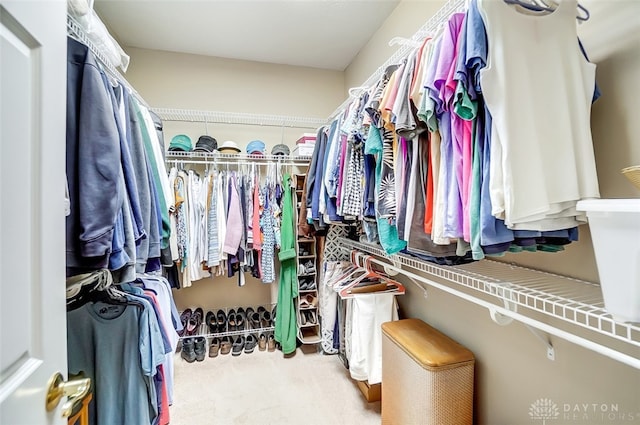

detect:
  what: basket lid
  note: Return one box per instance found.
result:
[382,319,474,369]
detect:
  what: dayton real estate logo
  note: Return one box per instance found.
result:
[530,398,560,424]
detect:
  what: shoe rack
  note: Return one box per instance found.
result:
[294,173,321,344]
[178,304,278,361]
[178,304,276,340]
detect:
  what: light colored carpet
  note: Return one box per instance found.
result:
[170,345,381,425]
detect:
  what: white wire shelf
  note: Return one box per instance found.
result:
[153,107,326,130]
[328,0,466,120]
[165,151,312,166]
[338,238,640,365]
[67,14,150,108]
[180,323,275,340]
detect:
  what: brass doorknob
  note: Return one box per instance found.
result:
[45,372,91,417]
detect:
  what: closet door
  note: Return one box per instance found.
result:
[0,1,68,424]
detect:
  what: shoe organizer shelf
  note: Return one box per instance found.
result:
[297,236,321,344]
[179,304,276,340]
[338,238,640,370]
[293,172,321,344]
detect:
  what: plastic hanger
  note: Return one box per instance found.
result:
[338,254,405,299]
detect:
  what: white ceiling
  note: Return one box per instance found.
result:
[94,1,400,71]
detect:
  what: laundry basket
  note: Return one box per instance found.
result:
[381,319,475,425]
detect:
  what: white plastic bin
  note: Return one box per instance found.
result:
[576,199,640,323]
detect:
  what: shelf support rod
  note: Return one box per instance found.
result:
[524,324,555,361]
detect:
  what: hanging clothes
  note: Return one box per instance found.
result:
[274,173,298,354]
[478,0,599,230]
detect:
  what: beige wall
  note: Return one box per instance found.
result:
[122,47,342,312]
[349,0,640,424]
[344,0,447,92]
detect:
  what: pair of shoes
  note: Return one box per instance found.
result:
[182,337,206,362]
[228,308,247,332]
[299,294,318,308]
[181,338,196,363]
[302,260,316,274]
[257,306,272,328]
[232,336,245,356]
[246,307,261,330]
[258,334,267,351]
[300,309,317,325]
[209,337,220,358]
[299,279,316,290]
[220,336,232,355]
[186,308,203,336]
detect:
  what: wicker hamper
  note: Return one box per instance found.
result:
[381,319,475,425]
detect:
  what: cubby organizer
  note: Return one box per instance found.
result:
[294,173,322,344]
[338,238,640,370]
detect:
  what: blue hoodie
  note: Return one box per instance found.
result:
[66,37,122,274]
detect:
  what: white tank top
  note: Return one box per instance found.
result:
[479,0,599,230]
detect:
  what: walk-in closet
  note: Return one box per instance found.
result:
[1,0,639,424]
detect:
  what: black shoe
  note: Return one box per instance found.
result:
[232,336,245,356]
[181,338,196,363]
[245,334,258,354]
[228,309,237,332]
[206,310,217,334]
[216,309,227,333]
[236,307,246,331]
[194,337,207,362]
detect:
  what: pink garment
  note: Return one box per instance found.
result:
[223,174,244,255]
[382,63,405,118]
[433,12,467,239]
[446,14,473,241]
